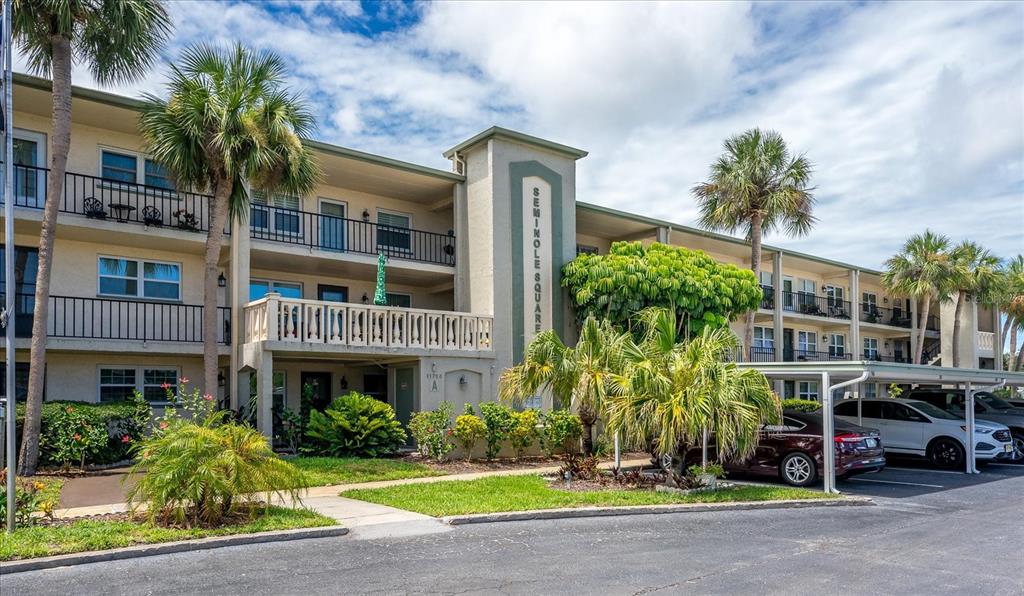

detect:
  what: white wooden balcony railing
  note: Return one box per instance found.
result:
[977,331,995,355]
[243,295,493,352]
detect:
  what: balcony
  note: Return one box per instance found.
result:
[2,163,456,267]
[758,287,852,321]
[748,347,854,363]
[759,284,774,310]
[243,296,492,353]
[250,204,455,266]
[977,331,995,357]
[859,304,938,331]
[2,293,230,344]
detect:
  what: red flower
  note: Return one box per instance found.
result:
[161,383,170,390]
[179,377,190,384]
[159,421,169,430]
[203,393,214,401]
[121,435,132,444]
[73,433,82,441]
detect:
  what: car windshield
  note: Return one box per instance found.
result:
[976,392,1013,410]
[907,401,960,420]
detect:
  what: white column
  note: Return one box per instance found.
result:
[966,381,976,474]
[849,270,861,399]
[910,299,919,364]
[773,251,784,363]
[821,371,835,493]
[993,308,1003,371]
[453,183,470,312]
[229,183,251,410]
[656,225,670,244]
[256,348,274,438]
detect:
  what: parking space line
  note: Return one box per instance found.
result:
[982,463,1022,468]
[884,467,970,475]
[846,478,944,488]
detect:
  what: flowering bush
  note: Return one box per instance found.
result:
[302,392,407,458]
[41,405,110,469]
[479,402,516,461]
[153,380,217,431]
[0,472,57,528]
[452,405,487,461]
[540,409,584,457]
[408,401,455,461]
[508,409,540,460]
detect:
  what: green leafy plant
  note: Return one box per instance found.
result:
[274,405,304,454]
[41,404,109,470]
[452,406,487,461]
[0,473,57,528]
[126,412,308,527]
[302,392,407,458]
[781,398,821,412]
[408,402,456,461]
[887,384,904,399]
[508,409,540,460]
[479,402,516,461]
[540,409,584,458]
[558,453,600,481]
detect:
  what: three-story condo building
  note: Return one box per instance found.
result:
[1,74,1004,438]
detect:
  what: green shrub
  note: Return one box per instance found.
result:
[127,412,307,526]
[452,407,486,461]
[479,402,515,460]
[408,402,455,461]
[302,392,407,458]
[509,409,540,460]
[0,472,58,528]
[781,399,821,412]
[541,409,584,457]
[17,394,151,468]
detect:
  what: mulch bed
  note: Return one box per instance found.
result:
[36,503,271,529]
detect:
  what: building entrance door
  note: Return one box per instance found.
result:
[300,371,332,411]
[394,368,415,430]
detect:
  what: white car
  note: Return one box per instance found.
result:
[834,399,1013,469]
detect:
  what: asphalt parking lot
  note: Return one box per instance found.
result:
[836,456,1024,501]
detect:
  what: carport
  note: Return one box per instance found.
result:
[737,361,1024,494]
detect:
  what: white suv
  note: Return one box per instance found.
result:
[834,399,1013,469]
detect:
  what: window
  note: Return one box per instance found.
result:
[249,280,302,301]
[753,327,775,349]
[100,149,174,190]
[797,330,816,355]
[100,366,179,403]
[248,370,286,409]
[863,383,877,399]
[758,271,774,287]
[824,285,844,305]
[576,244,599,256]
[377,210,411,252]
[0,245,38,336]
[863,337,879,360]
[98,257,181,300]
[797,381,818,400]
[385,293,412,308]
[829,334,846,358]
[0,363,31,401]
[251,192,301,235]
[861,292,877,314]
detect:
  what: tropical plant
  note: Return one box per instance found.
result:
[882,230,955,364]
[888,384,904,399]
[605,308,781,465]
[14,0,172,475]
[561,241,762,337]
[302,392,407,458]
[780,398,820,412]
[138,42,320,398]
[479,402,516,460]
[508,409,540,461]
[0,473,57,528]
[408,402,455,461]
[498,317,628,454]
[540,409,584,458]
[126,412,308,526]
[998,256,1024,370]
[452,406,486,461]
[42,404,108,469]
[949,241,1003,367]
[692,129,815,360]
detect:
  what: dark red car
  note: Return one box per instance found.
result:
[686,410,886,487]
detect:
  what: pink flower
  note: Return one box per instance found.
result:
[203,394,214,401]
[159,421,169,430]
[160,383,170,390]
[121,435,132,444]
[179,377,190,384]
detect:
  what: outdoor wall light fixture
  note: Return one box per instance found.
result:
[340,376,349,391]
[217,371,225,387]
[459,375,467,386]
[361,209,370,221]
[361,293,369,304]
[218,273,226,287]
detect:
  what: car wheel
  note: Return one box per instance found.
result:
[1010,433,1024,463]
[780,452,817,487]
[927,437,965,470]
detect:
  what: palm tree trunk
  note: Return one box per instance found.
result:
[203,182,231,396]
[1010,317,1019,371]
[951,291,965,368]
[18,36,72,475]
[1002,315,1013,360]
[914,296,932,365]
[745,213,763,361]
[581,421,594,456]
[1016,340,1024,372]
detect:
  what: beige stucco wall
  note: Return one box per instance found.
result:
[42,352,204,403]
[248,267,453,311]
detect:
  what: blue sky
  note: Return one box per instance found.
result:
[17,0,1024,272]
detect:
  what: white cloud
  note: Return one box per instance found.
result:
[14,0,1023,268]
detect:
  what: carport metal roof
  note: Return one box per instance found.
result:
[736,361,1024,494]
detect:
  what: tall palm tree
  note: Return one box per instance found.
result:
[498,317,627,454]
[138,43,320,398]
[882,230,954,365]
[14,0,172,475]
[605,308,780,464]
[693,129,814,360]
[999,256,1024,371]
[949,241,1002,367]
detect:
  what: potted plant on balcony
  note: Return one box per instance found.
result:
[173,208,200,231]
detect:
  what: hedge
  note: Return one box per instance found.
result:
[14,400,150,467]
[781,399,822,413]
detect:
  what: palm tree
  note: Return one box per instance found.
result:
[138,43,320,398]
[693,129,814,360]
[949,241,1003,367]
[998,256,1024,370]
[498,318,627,454]
[604,308,780,465]
[14,0,172,475]
[882,230,954,365]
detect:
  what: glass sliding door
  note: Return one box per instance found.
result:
[318,199,346,252]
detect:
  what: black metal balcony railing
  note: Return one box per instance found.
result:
[1,293,230,344]
[862,352,913,364]
[759,284,774,310]
[250,204,456,266]
[747,346,854,363]
[859,304,938,331]
[780,291,853,320]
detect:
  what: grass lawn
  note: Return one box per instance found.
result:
[1,506,335,561]
[342,475,832,517]
[287,456,446,486]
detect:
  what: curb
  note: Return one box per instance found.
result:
[0,525,349,574]
[442,496,873,525]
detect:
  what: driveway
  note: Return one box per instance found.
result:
[7,463,1024,595]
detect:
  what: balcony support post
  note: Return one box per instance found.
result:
[993,308,1003,371]
[849,269,860,356]
[453,183,470,312]
[772,251,784,395]
[255,347,274,439]
[229,181,251,411]
[910,299,920,364]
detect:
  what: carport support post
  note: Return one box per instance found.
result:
[965,381,977,474]
[821,371,835,494]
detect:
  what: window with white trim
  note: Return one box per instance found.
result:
[824,285,844,304]
[99,366,178,403]
[377,210,411,252]
[251,191,301,236]
[98,257,181,300]
[758,271,774,287]
[798,381,819,401]
[863,383,877,399]
[863,337,879,360]
[385,292,412,308]
[100,148,174,190]
[250,279,302,301]
[798,330,817,354]
[861,292,877,314]
[829,333,846,358]
[753,326,775,349]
